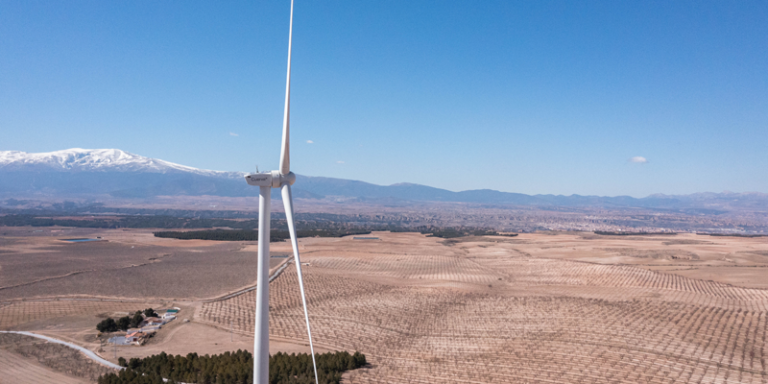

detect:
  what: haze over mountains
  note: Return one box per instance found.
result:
[1,148,766,211]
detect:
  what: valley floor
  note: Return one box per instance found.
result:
[1,229,767,383]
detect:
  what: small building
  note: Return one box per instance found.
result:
[162,312,176,321]
[127,332,147,345]
[144,317,163,326]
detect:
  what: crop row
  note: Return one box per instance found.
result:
[199,262,768,383]
[0,299,160,329]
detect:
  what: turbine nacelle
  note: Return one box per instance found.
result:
[245,171,296,188]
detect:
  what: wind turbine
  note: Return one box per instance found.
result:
[245,1,318,383]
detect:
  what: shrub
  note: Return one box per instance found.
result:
[97,318,118,333]
[143,308,158,318]
[130,311,144,328]
[117,316,131,331]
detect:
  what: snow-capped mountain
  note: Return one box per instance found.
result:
[0,148,255,198]
[0,148,242,178]
[1,148,765,210]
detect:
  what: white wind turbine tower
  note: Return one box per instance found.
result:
[244,1,318,383]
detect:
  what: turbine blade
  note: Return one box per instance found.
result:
[281,183,318,384]
[279,0,295,175]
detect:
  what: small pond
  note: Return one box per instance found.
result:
[61,238,104,243]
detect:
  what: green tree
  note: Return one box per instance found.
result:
[99,350,366,384]
[117,316,131,331]
[97,318,118,333]
[130,311,144,328]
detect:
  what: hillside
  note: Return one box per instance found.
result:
[2,148,767,210]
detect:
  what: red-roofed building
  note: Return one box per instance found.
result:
[126,331,147,345]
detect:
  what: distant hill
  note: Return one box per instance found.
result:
[2,148,766,210]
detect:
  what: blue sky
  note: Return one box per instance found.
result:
[1,1,766,197]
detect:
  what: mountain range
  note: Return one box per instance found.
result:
[1,148,766,211]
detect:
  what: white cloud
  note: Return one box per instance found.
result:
[229,132,239,137]
[629,156,648,163]
[336,160,344,164]
[306,140,314,144]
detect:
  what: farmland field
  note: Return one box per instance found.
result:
[0,333,113,383]
[0,227,292,300]
[200,232,768,383]
[0,348,89,384]
[1,228,768,383]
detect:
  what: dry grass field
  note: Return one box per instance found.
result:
[0,299,165,330]
[2,228,768,383]
[0,227,291,301]
[0,333,112,383]
[0,348,89,384]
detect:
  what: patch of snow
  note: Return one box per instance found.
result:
[0,148,245,178]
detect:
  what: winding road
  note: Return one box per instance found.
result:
[0,330,123,370]
[0,259,297,378]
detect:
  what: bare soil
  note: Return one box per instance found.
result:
[0,348,90,384]
[2,229,767,383]
[199,231,768,383]
[0,228,295,300]
[0,333,112,383]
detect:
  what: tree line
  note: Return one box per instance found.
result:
[97,308,158,333]
[97,350,366,384]
[1,213,377,232]
[425,228,516,238]
[389,226,517,239]
[1,213,518,240]
[153,229,372,242]
[0,214,258,230]
[699,233,767,238]
[594,231,677,236]
[154,226,519,242]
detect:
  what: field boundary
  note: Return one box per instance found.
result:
[1,296,168,305]
[204,257,292,303]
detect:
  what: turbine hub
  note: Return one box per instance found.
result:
[245,171,295,188]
